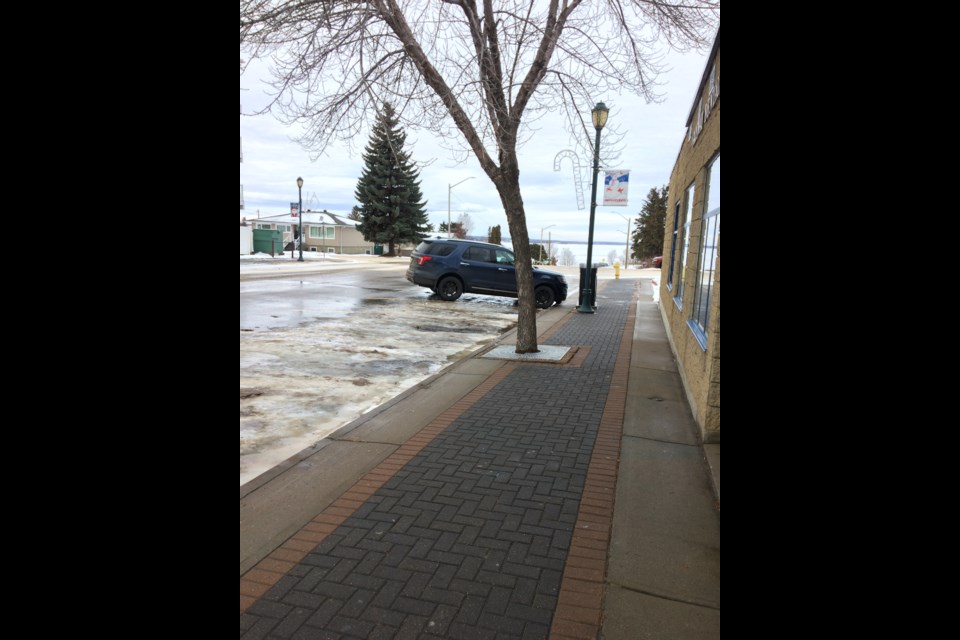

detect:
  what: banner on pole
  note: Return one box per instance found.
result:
[290,203,299,217]
[603,170,630,206]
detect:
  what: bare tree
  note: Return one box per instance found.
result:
[560,247,576,266]
[241,0,718,352]
[456,213,474,238]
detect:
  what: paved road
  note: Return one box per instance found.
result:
[241,266,419,330]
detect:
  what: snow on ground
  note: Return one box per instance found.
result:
[240,291,518,486]
[240,250,363,262]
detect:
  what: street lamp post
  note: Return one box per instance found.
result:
[577,102,609,313]
[448,177,475,238]
[296,177,304,262]
[540,224,556,264]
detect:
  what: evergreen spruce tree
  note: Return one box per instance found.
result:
[354,103,430,256]
[488,225,502,245]
[632,186,668,261]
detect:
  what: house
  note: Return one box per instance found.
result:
[660,27,720,443]
[249,210,375,255]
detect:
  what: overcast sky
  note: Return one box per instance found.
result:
[240,44,710,245]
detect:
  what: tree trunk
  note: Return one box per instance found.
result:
[494,178,538,353]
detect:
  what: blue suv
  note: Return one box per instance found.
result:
[405,238,568,308]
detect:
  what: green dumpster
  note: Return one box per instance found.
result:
[373,244,383,255]
[253,229,284,255]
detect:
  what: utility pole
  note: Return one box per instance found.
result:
[618,213,631,268]
[448,177,475,238]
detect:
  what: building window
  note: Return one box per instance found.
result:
[308,226,335,239]
[707,63,718,111]
[673,182,695,309]
[689,154,720,350]
[255,223,271,229]
[668,201,680,290]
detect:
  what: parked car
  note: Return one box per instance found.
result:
[406,238,568,308]
[653,256,663,268]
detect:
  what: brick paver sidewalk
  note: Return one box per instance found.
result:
[241,280,638,639]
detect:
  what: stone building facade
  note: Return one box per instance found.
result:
[660,28,720,443]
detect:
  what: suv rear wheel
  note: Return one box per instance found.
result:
[437,276,464,301]
[535,285,556,309]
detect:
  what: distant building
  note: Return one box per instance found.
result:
[660,27,720,443]
[251,210,375,255]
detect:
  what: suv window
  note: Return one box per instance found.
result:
[495,249,514,265]
[463,246,495,262]
[415,241,457,257]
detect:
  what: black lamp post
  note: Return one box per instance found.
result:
[577,102,609,313]
[296,177,304,262]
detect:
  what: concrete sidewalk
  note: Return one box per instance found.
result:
[240,277,720,639]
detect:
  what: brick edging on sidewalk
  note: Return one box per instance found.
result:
[241,364,518,615]
[548,285,637,639]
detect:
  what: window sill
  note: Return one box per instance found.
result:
[687,319,708,351]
